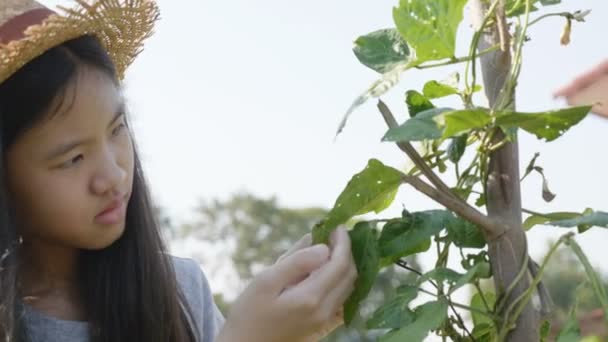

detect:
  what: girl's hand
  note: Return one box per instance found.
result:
[216,228,357,342]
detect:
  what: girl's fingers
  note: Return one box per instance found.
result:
[276,233,312,264]
[262,243,329,293]
[294,227,354,296]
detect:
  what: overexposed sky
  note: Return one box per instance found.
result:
[41,0,607,278]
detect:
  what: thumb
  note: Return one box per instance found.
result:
[269,244,330,290]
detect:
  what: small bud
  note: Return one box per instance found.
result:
[560,18,572,46]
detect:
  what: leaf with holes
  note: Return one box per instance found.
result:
[312,159,404,244]
[496,106,591,142]
[393,0,468,64]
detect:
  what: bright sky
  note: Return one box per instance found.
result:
[42,0,607,286]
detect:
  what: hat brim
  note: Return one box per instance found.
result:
[0,0,160,84]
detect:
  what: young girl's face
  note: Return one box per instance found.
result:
[6,66,134,250]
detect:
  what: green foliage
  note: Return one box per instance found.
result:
[422,80,459,99]
[353,29,411,74]
[378,210,451,265]
[405,90,435,117]
[496,106,592,142]
[380,300,448,342]
[328,0,603,339]
[344,222,381,324]
[393,0,467,64]
[312,159,404,244]
[366,285,418,329]
[447,134,468,164]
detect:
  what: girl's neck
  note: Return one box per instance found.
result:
[20,239,80,289]
[18,239,84,320]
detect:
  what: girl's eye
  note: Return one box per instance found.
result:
[61,154,84,169]
[112,122,126,136]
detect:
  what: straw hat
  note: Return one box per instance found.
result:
[0,0,160,84]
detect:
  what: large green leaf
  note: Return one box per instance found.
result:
[312,159,404,244]
[496,106,592,142]
[378,210,452,265]
[344,222,380,324]
[440,109,491,139]
[422,80,459,99]
[445,215,486,248]
[406,90,435,117]
[353,28,411,74]
[382,108,449,142]
[393,0,468,64]
[367,285,418,329]
[380,300,448,342]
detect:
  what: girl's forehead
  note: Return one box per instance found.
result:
[34,67,123,136]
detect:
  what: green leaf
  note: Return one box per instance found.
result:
[496,106,592,142]
[523,211,580,230]
[556,309,581,342]
[366,285,418,329]
[417,263,490,296]
[406,90,435,117]
[470,291,496,327]
[383,108,449,142]
[449,262,491,294]
[312,159,404,244]
[344,222,380,324]
[445,216,486,248]
[393,0,468,64]
[380,300,448,342]
[447,134,467,164]
[549,210,608,232]
[353,28,411,74]
[378,210,452,264]
[540,320,551,342]
[540,0,561,5]
[506,0,540,17]
[566,239,608,324]
[471,323,496,342]
[422,80,459,99]
[416,267,463,286]
[440,109,492,139]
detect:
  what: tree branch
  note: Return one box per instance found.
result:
[402,175,505,238]
[377,100,456,198]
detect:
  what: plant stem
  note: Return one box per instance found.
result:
[401,174,506,238]
[415,45,500,70]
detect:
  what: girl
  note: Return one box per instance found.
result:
[0,0,357,341]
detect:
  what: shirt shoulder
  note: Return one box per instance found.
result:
[171,255,225,342]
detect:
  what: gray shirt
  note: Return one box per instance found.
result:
[22,256,225,342]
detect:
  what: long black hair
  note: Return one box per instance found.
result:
[0,35,197,342]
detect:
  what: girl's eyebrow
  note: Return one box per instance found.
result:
[45,102,126,161]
